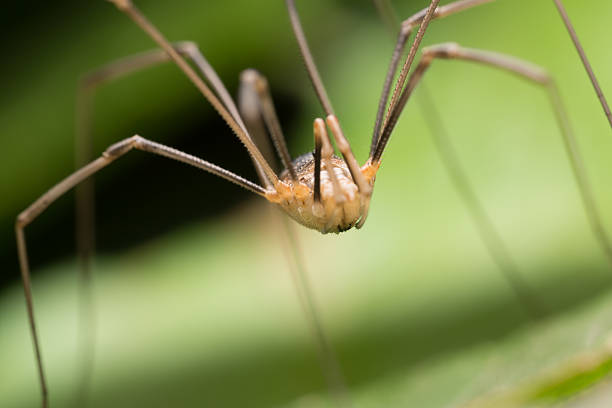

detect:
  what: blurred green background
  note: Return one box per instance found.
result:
[2,0,612,407]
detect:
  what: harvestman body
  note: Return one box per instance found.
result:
[14,0,612,406]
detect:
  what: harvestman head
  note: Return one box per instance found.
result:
[14,0,612,406]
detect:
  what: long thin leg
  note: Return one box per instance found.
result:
[279,215,350,407]
[371,0,494,154]
[285,0,335,117]
[284,0,373,224]
[16,226,48,408]
[373,42,612,271]
[108,0,278,186]
[417,87,545,318]
[76,42,252,191]
[17,135,266,408]
[371,0,612,153]
[238,72,279,188]
[74,40,251,405]
[369,16,408,157]
[238,74,349,402]
[371,0,543,318]
[238,69,297,181]
[372,0,610,315]
[75,43,252,269]
[379,0,440,138]
[552,0,612,129]
[81,44,248,136]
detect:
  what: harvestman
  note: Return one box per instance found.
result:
[14,0,612,406]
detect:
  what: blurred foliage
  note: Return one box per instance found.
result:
[2,0,612,407]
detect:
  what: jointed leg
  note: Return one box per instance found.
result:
[17,135,265,407]
[379,0,440,140]
[371,0,612,153]
[278,215,350,406]
[238,72,279,188]
[372,0,611,316]
[238,69,297,181]
[372,0,545,318]
[75,41,247,273]
[371,0,493,154]
[237,72,350,401]
[78,42,248,150]
[372,42,612,271]
[285,0,378,224]
[76,41,249,239]
[417,86,545,318]
[74,40,251,405]
[375,43,549,159]
[108,0,278,185]
[74,40,260,316]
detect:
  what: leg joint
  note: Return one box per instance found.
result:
[104,135,143,158]
[422,42,460,59]
[174,41,199,57]
[15,213,28,229]
[240,69,268,95]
